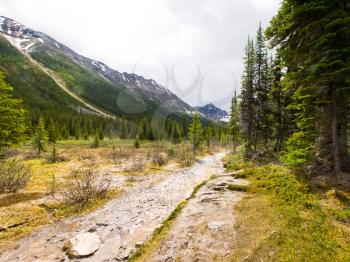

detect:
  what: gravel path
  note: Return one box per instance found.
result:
[145,175,249,262]
[0,152,226,262]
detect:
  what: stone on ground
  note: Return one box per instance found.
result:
[68,232,101,257]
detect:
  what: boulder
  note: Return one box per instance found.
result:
[68,232,101,258]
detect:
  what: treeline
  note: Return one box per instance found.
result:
[0,69,231,153]
[237,0,350,173]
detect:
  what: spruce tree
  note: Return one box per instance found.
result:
[188,113,203,158]
[229,91,241,153]
[266,0,350,172]
[0,72,26,150]
[253,23,271,151]
[240,37,255,157]
[32,117,48,155]
[47,120,57,144]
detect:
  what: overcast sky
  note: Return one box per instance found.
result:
[0,0,280,110]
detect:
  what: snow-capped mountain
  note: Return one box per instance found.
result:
[0,16,191,112]
[195,103,229,122]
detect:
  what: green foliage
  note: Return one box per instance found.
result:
[32,117,48,155]
[91,134,100,148]
[188,113,203,157]
[229,91,241,152]
[47,120,57,144]
[281,131,315,166]
[0,72,26,150]
[266,0,350,171]
[134,135,140,148]
[225,156,350,261]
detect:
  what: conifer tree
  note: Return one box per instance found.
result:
[170,122,182,144]
[229,91,241,153]
[0,72,26,150]
[47,120,57,144]
[188,113,203,158]
[266,0,350,172]
[32,117,48,155]
[240,37,255,157]
[134,135,140,148]
[253,23,271,151]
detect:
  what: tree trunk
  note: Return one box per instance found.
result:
[316,87,350,173]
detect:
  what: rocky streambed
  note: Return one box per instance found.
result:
[0,152,227,261]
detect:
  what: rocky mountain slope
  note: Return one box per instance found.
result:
[0,16,191,119]
[195,103,229,122]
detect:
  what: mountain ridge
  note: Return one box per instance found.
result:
[0,16,192,117]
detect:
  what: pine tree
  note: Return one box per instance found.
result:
[240,37,255,157]
[204,122,215,153]
[253,23,271,151]
[134,135,140,148]
[47,120,57,144]
[170,122,182,144]
[0,72,26,150]
[91,134,100,148]
[229,91,241,153]
[266,0,350,172]
[188,113,203,158]
[120,120,127,139]
[97,127,104,140]
[269,53,292,152]
[32,117,48,155]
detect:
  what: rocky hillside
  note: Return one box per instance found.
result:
[0,16,191,119]
[195,103,229,122]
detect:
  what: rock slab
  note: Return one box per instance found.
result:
[69,232,101,257]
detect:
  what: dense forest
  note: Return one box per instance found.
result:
[235,0,350,174]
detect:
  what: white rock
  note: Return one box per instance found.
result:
[69,232,101,257]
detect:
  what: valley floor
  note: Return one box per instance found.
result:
[1,151,245,261]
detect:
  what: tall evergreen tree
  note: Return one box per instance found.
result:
[0,72,26,150]
[253,23,271,151]
[266,0,350,172]
[188,113,203,158]
[32,117,48,155]
[240,37,255,157]
[229,91,241,153]
[47,119,57,144]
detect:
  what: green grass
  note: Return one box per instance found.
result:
[225,154,350,262]
[227,184,248,192]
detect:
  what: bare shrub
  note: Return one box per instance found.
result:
[0,160,32,194]
[152,151,168,166]
[62,164,111,206]
[0,149,19,159]
[47,147,67,163]
[128,157,146,172]
[108,148,132,164]
[176,143,195,167]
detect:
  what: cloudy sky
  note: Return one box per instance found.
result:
[0,0,280,110]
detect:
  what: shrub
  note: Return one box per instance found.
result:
[0,160,31,194]
[176,143,195,167]
[134,136,140,148]
[91,134,100,148]
[152,151,168,166]
[47,147,67,163]
[129,157,146,172]
[62,164,111,206]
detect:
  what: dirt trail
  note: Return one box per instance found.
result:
[145,175,248,262]
[0,152,227,262]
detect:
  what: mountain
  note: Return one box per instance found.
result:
[0,16,191,121]
[195,103,229,122]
